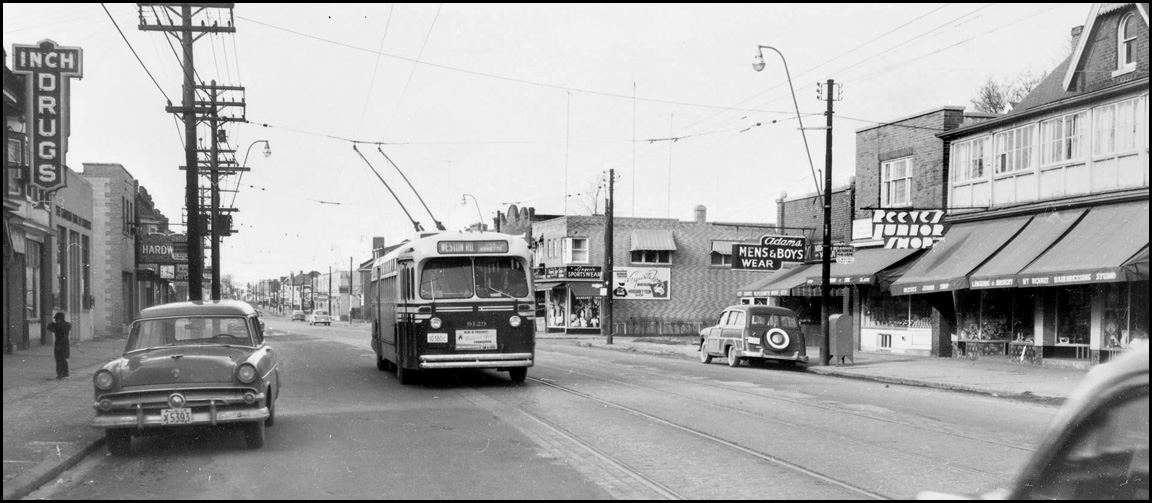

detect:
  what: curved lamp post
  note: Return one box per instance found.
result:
[461,194,484,230]
[753,45,833,366]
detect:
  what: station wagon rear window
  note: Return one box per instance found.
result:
[750,314,800,329]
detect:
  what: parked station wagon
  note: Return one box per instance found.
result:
[90,300,281,456]
[698,305,808,368]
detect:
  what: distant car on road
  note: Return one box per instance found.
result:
[917,340,1149,500]
[291,309,306,321]
[89,300,281,456]
[307,309,332,326]
[698,304,808,368]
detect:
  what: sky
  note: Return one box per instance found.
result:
[3,3,1090,284]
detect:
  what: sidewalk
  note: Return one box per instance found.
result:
[2,326,1089,501]
[540,333,1089,403]
[3,335,127,500]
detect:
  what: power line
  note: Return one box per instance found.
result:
[383,3,441,141]
[101,3,171,104]
[355,3,395,139]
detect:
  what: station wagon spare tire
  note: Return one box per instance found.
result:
[244,419,266,449]
[699,341,712,364]
[508,367,527,383]
[107,429,131,457]
[765,328,790,350]
[727,346,741,367]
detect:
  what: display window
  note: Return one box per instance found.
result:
[569,291,601,328]
[1102,282,1149,349]
[1056,286,1091,345]
[548,289,568,327]
[956,289,1035,342]
[863,294,932,329]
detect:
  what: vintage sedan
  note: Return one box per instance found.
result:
[698,305,808,368]
[917,340,1148,500]
[90,300,281,456]
[307,309,332,326]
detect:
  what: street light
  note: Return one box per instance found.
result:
[461,194,484,230]
[753,44,832,367]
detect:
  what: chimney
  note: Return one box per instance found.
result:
[694,205,707,223]
[371,236,386,258]
[1070,25,1083,48]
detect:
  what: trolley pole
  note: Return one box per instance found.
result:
[603,168,615,345]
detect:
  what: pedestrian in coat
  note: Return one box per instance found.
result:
[47,312,71,379]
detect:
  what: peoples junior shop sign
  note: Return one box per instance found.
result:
[11,40,83,191]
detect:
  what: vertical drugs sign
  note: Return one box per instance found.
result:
[12,40,83,192]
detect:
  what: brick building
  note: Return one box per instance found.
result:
[81,162,139,339]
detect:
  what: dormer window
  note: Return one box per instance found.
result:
[1116,13,1137,75]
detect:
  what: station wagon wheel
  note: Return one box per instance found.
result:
[727,346,741,367]
[699,341,712,364]
[508,367,527,383]
[106,429,131,457]
[244,419,266,449]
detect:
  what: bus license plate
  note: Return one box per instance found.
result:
[456,329,497,350]
[161,408,192,425]
[428,333,448,343]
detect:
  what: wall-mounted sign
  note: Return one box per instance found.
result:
[611,267,670,300]
[731,235,807,270]
[139,233,179,264]
[872,209,948,249]
[11,40,83,192]
[536,265,603,281]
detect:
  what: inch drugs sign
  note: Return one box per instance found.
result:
[12,40,83,192]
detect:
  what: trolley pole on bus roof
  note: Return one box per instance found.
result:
[603,169,615,345]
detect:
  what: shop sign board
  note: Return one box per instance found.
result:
[731,235,807,270]
[610,266,670,300]
[538,265,602,281]
[139,233,179,264]
[1017,269,1125,287]
[873,209,948,249]
[11,40,83,191]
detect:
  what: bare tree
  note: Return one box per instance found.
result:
[571,178,604,215]
[970,71,1047,113]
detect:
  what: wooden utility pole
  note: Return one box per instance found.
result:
[603,169,615,345]
[819,79,840,366]
[140,3,236,301]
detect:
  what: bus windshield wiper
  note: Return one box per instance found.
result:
[486,285,515,299]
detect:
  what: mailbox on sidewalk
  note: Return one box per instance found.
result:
[829,314,854,365]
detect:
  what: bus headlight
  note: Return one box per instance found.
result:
[509,315,522,327]
[430,317,442,329]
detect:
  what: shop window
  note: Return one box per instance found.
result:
[26,240,42,319]
[569,289,601,328]
[1102,282,1149,349]
[632,249,670,264]
[956,289,1035,341]
[863,294,932,329]
[548,290,568,327]
[1056,286,1091,345]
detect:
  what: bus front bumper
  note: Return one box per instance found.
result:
[419,353,534,369]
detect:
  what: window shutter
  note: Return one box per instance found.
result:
[562,238,572,264]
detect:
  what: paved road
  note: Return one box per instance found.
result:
[27,317,1059,499]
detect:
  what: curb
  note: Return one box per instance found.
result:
[3,436,105,501]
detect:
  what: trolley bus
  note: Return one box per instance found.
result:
[367,231,535,384]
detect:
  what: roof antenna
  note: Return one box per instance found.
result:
[352,144,424,232]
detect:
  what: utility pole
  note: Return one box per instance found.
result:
[199,81,246,300]
[349,256,354,325]
[328,266,333,314]
[819,79,840,367]
[603,169,615,345]
[141,3,235,301]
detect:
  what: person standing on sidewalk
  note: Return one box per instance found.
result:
[47,312,71,379]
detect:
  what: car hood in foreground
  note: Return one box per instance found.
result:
[113,345,251,388]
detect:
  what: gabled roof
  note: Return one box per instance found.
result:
[1062,3,1149,91]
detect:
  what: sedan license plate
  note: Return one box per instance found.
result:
[161,407,192,425]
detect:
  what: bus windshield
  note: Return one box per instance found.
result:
[420,256,530,300]
[474,257,529,299]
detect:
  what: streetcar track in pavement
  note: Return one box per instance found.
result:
[536,351,1038,453]
[525,376,889,500]
[532,362,1004,479]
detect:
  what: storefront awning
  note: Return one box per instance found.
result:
[1017,201,1149,286]
[630,230,677,251]
[889,215,1032,295]
[805,247,921,286]
[968,209,1085,289]
[711,240,744,254]
[569,282,603,298]
[1124,246,1149,280]
[741,264,817,297]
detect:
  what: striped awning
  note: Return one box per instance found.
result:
[630,230,677,251]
